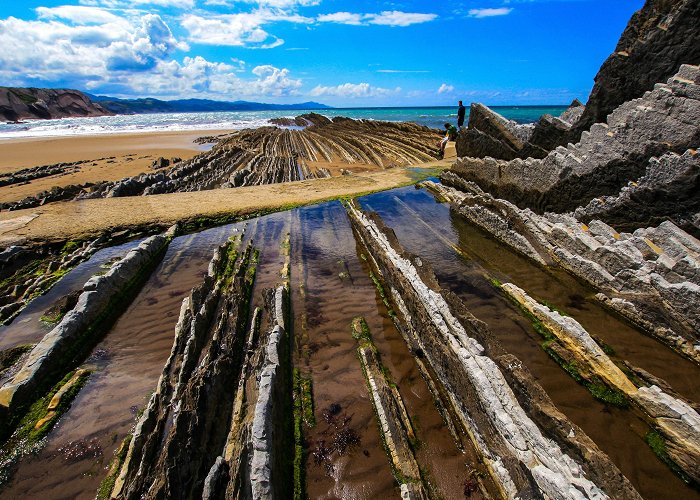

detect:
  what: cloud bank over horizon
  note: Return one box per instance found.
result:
[0,0,644,106]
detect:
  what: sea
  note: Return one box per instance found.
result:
[0,106,568,139]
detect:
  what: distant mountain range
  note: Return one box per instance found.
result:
[86,93,331,114]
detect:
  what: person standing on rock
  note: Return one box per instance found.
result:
[457,100,466,129]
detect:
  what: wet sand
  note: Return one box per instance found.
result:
[0,130,219,172]
[0,131,214,204]
[0,168,444,247]
[0,130,454,246]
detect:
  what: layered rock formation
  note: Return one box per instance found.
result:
[110,238,293,499]
[346,201,638,499]
[503,283,700,483]
[426,179,700,365]
[2,117,440,211]
[351,317,427,499]
[456,100,584,160]
[574,150,700,234]
[457,0,700,161]
[446,65,700,219]
[0,87,111,122]
[0,228,174,426]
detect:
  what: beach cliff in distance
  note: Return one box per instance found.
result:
[0,87,112,122]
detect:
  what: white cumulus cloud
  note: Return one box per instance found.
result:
[181,11,313,47]
[309,82,400,98]
[317,10,437,27]
[438,83,454,94]
[468,8,513,18]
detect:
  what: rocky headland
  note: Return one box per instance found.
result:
[0,87,112,123]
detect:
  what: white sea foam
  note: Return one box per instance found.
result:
[0,107,560,139]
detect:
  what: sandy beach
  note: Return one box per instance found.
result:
[0,130,454,245]
[0,130,230,203]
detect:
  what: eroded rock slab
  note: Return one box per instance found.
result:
[0,227,174,420]
[456,100,584,160]
[503,282,700,483]
[447,65,700,214]
[110,236,293,500]
[346,200,638,499]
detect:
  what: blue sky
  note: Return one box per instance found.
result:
[0,0,644,106]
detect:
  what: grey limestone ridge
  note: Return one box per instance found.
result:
[346,201,639,500]
[0,87,112,122]
[502,283,700,483]
[446,65,700,222]
[0,228,174,416]
[456,100,584,161]
[110,236,291,500]
[426,179,700,365]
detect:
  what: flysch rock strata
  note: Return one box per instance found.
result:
[351,317,426,500]
[110,237,256,499]
[0,226,175,419]
[247,286,290,500]
[426,179,700,365]
[111,236,293,500]
[0,237,104,324]
[503,282,700,483]
[2,117,440,211]
[574,149,700,236]
[346,200,640,499]
[456,100,584,161]
[447,65,700,214]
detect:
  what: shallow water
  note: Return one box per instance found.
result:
[0,239,141,352]
[291,201,399,499]
[0,225,238,499]
[358,185,700,500]
[3,185,699,499]
[291,201,482,499]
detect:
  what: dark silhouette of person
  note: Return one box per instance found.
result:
[457,100,466,128]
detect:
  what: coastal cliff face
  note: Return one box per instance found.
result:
[0,87,112,122]
[457,0,700,162]
[576,0,700,132]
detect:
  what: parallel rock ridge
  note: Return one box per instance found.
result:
[346,201,637,499]
[0,227,174,418]
[574,149,700,233]
[503,283,700,483]
[446,65,700,222]
[351,317,426,499]
[111,237,292,500]
[0,87,112,122]
[427,179,700,365]
[1,117,440,212]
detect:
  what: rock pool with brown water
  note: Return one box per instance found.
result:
[1,183,699,499]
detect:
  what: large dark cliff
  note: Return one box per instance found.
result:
[576,0,700,131]
[0,87,112,122]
